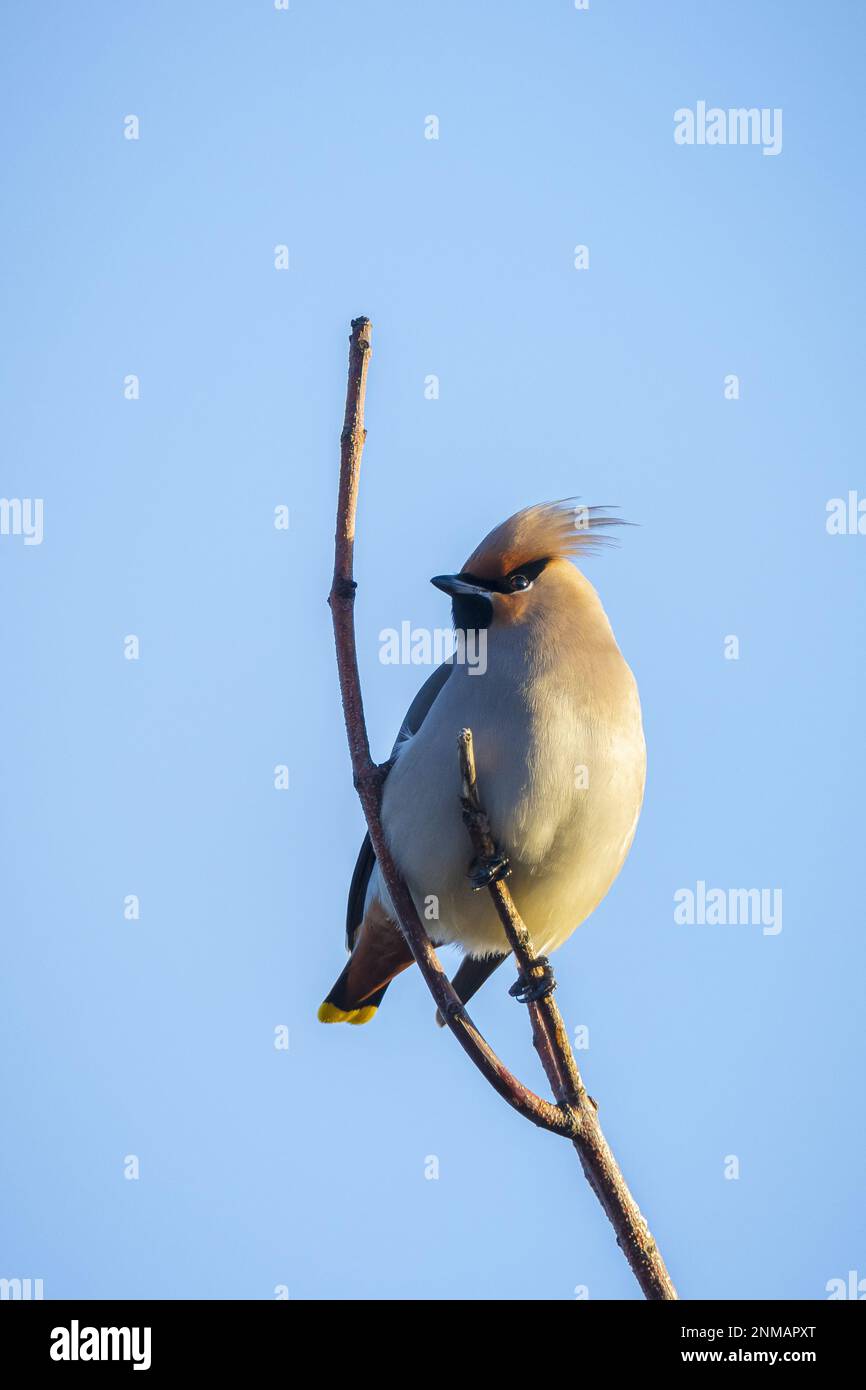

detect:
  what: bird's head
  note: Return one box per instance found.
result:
[431,500,625,632]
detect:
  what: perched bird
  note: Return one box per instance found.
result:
[318,500,646,1025]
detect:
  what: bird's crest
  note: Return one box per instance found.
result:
[463,500,626,580]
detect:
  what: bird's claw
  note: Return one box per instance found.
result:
[468,852,512,891]
[508,956,556,1004]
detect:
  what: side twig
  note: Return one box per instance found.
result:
[458,729,678,1300]
[328,316,678,1299]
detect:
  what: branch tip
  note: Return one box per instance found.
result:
[457,728,477,800]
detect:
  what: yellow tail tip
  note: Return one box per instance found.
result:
[317,1001,378,1026]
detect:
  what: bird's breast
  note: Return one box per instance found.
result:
[378,646,645,957]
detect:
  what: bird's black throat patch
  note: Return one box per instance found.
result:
[452,591,494,631]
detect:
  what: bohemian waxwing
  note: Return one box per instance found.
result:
[319,500,645,1024]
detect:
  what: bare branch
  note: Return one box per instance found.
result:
[329,317,678,1299]
[329,319,575,1139]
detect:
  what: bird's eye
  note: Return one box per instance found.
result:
[509,573,530,591]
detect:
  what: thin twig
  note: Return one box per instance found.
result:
[329,316,678,1299]
[458,729,677,1300]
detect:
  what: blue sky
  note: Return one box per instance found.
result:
[1,1,864,1300]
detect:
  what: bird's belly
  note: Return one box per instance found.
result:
[376,690,645,959]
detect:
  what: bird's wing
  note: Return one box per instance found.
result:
[344,833,377,951]
[344,660,455,950]
[389,657,454,757]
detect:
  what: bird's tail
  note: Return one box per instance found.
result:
[317,975,391,1026]
[317,898,415,1025]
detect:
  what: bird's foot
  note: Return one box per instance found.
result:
[468,852,512,891]
[508,956,556,1004]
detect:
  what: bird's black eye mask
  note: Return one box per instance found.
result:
[459,556,551,594]
[452,557,550,630]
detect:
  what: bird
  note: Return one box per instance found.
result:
[318,499,646,1025]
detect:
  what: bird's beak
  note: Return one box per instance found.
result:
[430,574,489,599]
